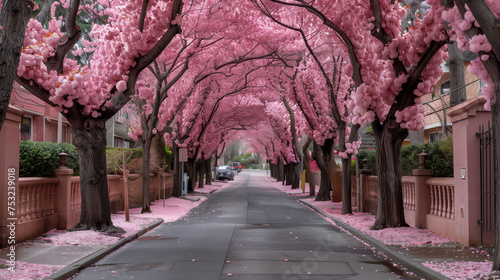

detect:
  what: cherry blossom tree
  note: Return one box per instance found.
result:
[259,64,303,188]
[192,94,265,188]
[0,0,34,131]
[439,0,500,270]
[164,59,269,193]
[252,1,362,206]
[127,7,225,212]
[15,0,184,232]
[262,99,301,180]
[256,0,449,228]
[129,42,193,213]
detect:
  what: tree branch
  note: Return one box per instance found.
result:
[103,0,184,119]
[138,0,150,32]
[461,0,500,60]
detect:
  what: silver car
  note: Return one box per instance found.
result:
[215,165,234,181]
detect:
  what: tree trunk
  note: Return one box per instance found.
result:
[316,168,332,202]
[277,159,284,182]
[285,164,292,185]
[302,138,316,196]
[188,157,196,192]
[447,41,466,107]
[290,162,300,189]
[341,157,352,214]
[282,96,301,190]
[370,121,409,229]
[205,156,212,185]
[172,145,183,197]
[313,140,334,201]
[198,159,205,189]
[270,162,276,178]
[140,138,152,213]
[70,118,123,233]
[0,0,33,131]
[150,133,167,172]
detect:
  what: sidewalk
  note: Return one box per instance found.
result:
[0,219,164,280]
[300,198,494,280]
[270,178,496,280]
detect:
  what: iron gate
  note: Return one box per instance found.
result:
[477,122,495,245]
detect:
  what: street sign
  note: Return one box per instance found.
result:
[179,148,188,162]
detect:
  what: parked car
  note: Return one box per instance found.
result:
[215,165,234,180]
[232,162,242,173]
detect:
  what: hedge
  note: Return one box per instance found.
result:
[106,147,143,174]
[357,138,453,177]
[20,141,79,177]
[165,146,172,171]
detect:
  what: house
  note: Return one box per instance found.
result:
[420,51,482,143]
[9,83,71,143]
[10,82,136,148]
[105,107,136,148]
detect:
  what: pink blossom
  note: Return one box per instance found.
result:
[116,80,127,91]
[469,34,492,54]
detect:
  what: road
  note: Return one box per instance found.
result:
[73,169,420,279]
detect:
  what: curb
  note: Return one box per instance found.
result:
[299,199,451,280]
[45,218,164,280]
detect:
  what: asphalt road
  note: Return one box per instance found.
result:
[72,169,420,280]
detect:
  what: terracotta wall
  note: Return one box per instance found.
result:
[0,107,23,249]
[0,171,173,249]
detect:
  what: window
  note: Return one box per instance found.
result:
[21,116,32,140]
[114,137,124,147]
[116,109,125,123]
[478,79,487,96]
[440,80,450,95]
[62,124,69,143]
[429,132,443,143]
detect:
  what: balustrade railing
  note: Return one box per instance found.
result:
[18,178,58,223]
[428,178,454,219]
[402,178,416,211]
[70,178,81,211]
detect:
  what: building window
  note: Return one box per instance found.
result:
[429,131,443,143]
[114,137,124,147]
[116,109,124,123]
[62,124,69,143]
[478,79,487,95]
[440,80,450,95]
[21,116,32,140]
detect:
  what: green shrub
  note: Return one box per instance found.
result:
[249,164,260,169]
[165,146,173,171]
[357,138,453,177]
[241,156,256,166]
[19,141,79,177]
[426,139,453,177]
[233,155,243,163]
[106,147,142,174]
[401,144,425,176]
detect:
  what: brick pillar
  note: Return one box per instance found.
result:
[53,164,74,229]
[413,168,432,229]
[0,106,23,248]
[448,96,492,245]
